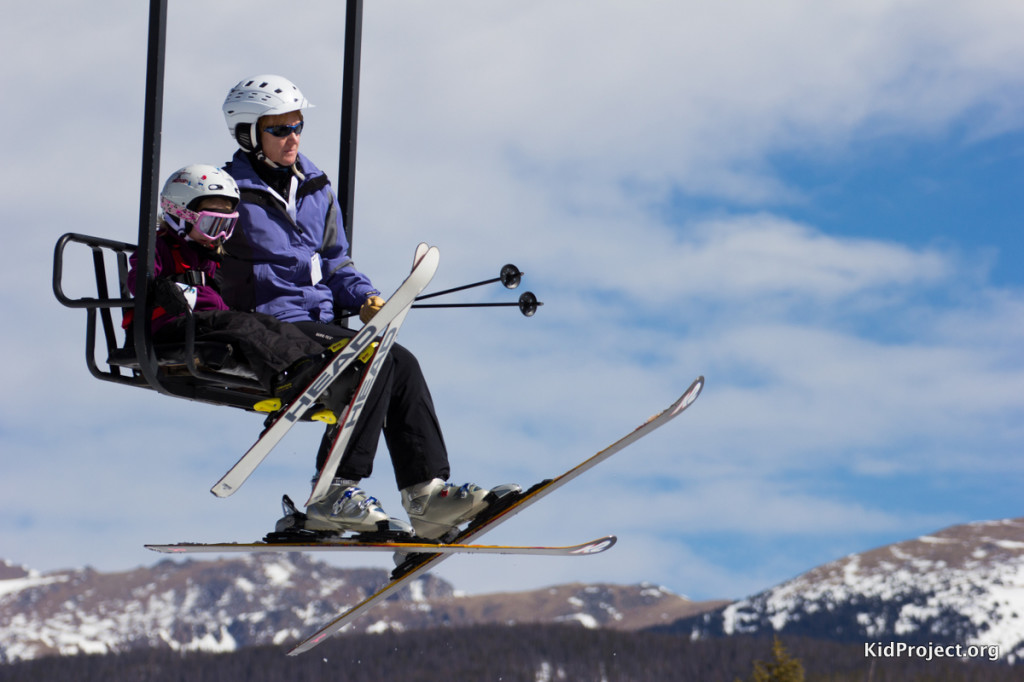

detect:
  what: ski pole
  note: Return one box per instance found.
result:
[412,292,542,317]
[415,264,522,301]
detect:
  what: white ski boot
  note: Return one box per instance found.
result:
[305,478,406,534]
[400,478,495,540]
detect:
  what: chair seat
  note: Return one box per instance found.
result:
[107,342,260,380]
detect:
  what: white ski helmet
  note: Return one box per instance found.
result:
[160,164,240,226]
[223,74,314,152]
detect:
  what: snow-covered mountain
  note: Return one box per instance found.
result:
[9,517,1022,664]
[0,554,720,662]
[668,518,1024,663]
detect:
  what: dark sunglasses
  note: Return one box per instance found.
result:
[263,121,304,138]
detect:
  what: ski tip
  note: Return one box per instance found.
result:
[287,636,324,656]
[144,544,187,554]
[412,242,431,267]
[571,535,618,555]
[678,376,704,408]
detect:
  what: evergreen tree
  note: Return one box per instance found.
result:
[748,636,805,682]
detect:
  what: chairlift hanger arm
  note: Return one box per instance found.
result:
[133,0,170,396]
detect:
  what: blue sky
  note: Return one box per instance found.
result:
[2,0,1022,606]
[776,132,1022,278]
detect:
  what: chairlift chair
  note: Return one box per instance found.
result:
[50,0,366,413]
[51,0,539,414]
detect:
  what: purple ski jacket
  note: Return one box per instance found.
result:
[218,151,378,324]
[126,227,229,332]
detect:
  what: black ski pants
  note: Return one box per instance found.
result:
[154,309,324,392]
[293,321,450,490]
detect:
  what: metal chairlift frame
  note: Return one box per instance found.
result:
[52,0,366,410]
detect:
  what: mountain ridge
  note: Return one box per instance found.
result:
[0,552,722,662]
[4,516,1023,663]
[658,517,1024,664]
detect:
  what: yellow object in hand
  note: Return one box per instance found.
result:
[359,295,385,324]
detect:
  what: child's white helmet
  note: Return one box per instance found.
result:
[160,164,240,229]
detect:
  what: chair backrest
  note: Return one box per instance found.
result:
[53,231,271,412]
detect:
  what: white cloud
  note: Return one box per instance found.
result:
[3,0,1022,604]
[358,0,1024,204]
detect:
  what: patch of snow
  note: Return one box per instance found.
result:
[534,660,569,681]
[262,561,295,586]
[890,546,911,560]
[769,610,791,632]
[406,578,427,602]
[182,625,237,653]
[555,613,599,629]
[894,603,941,635]
[857,611,887,637]
[918,535,956,544]
[599,602,624,621]
[0,573,67,598]
[272,628,298,646]
[365,620,392,634]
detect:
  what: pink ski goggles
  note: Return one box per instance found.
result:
[161,197,239,241]
[191,210,239,241]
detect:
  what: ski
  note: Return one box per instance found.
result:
[144,535,616,557]
[306,246,428,506]
[287,376,704,655]
[211,245,440,498]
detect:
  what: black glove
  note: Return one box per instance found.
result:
[153,278,191,316]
